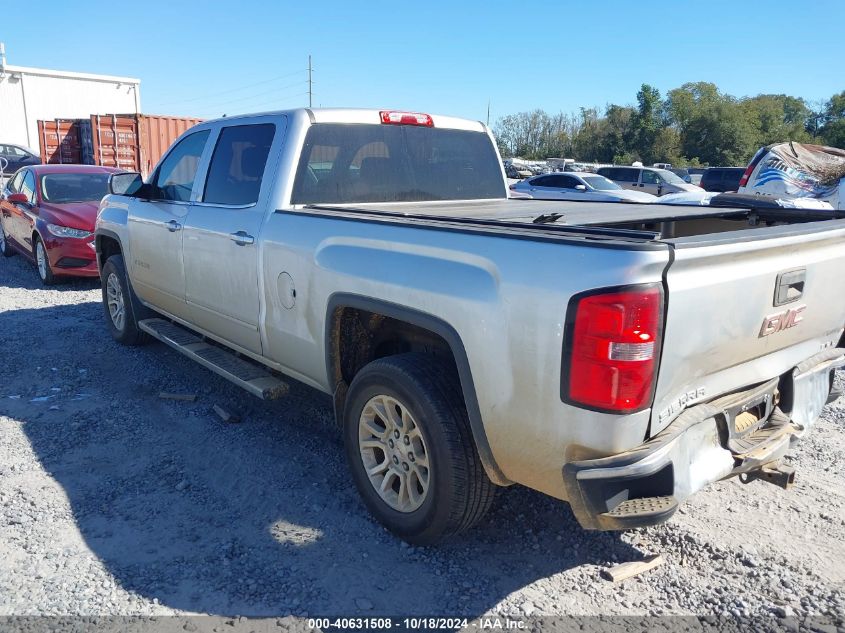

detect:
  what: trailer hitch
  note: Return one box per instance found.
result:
[740,464,796,490]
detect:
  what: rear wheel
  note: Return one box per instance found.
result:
[34,237,56,285]
[0,220,14,257]
[101,254,152,346]
[343,353,495,545]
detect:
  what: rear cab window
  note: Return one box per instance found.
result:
[291,123,506,204]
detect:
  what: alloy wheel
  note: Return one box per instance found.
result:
[36,241,48,280]
[106,272,126,331]
[358,394,430,513]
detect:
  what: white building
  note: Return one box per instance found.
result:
[0,43,140,151]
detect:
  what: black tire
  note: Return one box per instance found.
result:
[343,352,495,545]
[100,254,152,346]
[0,219,14,257]
[33,236,57,285]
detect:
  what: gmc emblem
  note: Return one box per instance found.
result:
[759,305,806,337]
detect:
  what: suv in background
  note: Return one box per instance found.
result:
[700,167,744,192]
[597,165,702,196]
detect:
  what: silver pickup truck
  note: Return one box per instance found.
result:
[95,108,845,545]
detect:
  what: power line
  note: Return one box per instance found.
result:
[191,79,306,110]
[195,92,310,118]
[149,68,307,109]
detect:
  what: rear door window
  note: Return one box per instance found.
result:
[202,124,276,206]
[618,168,639,182]
[530,176,554,187]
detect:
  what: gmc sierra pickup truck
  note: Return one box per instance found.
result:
[96,108,845,545]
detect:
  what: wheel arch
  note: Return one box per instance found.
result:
[95,229,124,272]
[325,293,509,485]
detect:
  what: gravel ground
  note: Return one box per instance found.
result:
[0,253,844,621]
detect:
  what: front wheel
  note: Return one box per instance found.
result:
[343,353,495,545]
[100,254,151,346]
[34,237,56,285]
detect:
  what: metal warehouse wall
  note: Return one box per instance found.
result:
[0,65,140,151]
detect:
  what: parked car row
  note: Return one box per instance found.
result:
[510,172,659,202]
[505,160,749,201]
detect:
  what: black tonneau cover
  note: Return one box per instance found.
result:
[306,198,755,226]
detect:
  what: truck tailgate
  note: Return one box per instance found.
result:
[652,222,845,434]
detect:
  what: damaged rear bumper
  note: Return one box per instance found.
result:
[562,347,845,531]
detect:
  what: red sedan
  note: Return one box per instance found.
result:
[0,165,120,285]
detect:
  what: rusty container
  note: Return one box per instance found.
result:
[90,114,203,177]
[37,119,93,165]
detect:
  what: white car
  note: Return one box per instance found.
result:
[509,172,659,203]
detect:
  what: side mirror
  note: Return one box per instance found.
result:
[574,184,587,191]
[109,172,145,196]
[5,192,30,205]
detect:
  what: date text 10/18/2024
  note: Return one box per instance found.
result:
[308,617,526,630]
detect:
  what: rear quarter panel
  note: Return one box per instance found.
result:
[259,210,670,499]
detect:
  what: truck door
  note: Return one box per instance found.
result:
[127,129,211,318]
[181,118,282,355]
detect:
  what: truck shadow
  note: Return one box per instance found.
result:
[1,299,644,617]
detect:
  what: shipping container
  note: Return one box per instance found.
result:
[37,113,202,176]
[90,114,202,177]
[37,119,94,165]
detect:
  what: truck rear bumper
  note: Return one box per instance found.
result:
[562,348,845,531]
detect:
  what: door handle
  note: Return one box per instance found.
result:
[229,230,255,246]
[165,220,182,232]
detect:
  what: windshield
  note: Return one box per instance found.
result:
[41,173,110,203]
[291,123,506,204]
[581,175,622,191]
[655,169,686,185]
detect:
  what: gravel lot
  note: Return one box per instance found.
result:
[1,253,844,621]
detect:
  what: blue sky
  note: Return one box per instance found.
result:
[4,0,843,123]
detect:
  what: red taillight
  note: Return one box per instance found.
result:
[739,148,765,188]
[564,286,662,413]
[379,110,434,127]
[738,164,754,188]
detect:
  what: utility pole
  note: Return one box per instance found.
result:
[308,55,313,108]
[486,100,491,127]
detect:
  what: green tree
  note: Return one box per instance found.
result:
[631,84,662,164]
[821,91,845,148]
[651,127,682,165]
[742,94,811,147]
